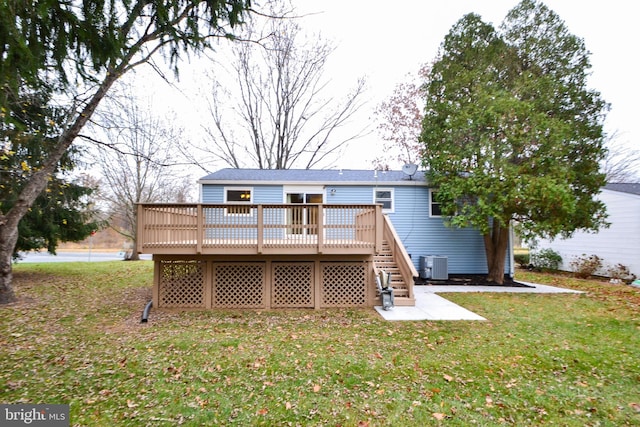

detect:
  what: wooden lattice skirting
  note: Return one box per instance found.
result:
[154,257,373,309]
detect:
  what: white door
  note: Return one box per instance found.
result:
[285,187,324,236]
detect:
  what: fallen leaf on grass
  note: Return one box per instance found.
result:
[485,396,494,407]
[313,384,321,393]
[630,403,640,413]
[443,374,453,382]
[432,412,446,420]
[195,396,209,408]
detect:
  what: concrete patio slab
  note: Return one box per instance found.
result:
[375,293,486,321]
[375,282,583,321]
[419,282,584,295]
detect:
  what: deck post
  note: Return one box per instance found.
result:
[264,260,271,309]
[196,204,203,254]
[375,205,383,253]
[204,260,212,309]
[136,204,144,254]
[317,204,324,254]
[314,260,322,309]
[257,205,264,254]
[152,257,160,308]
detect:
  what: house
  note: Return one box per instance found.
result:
[535,183,640,279]
[137,168,514,310]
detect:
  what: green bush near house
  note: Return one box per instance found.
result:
[514,253,530,268]
[1,262,639,426]
[530,248,563,271]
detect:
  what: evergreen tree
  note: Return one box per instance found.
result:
[0,0,251,303]
[1,84,101,257]
[421,0,608,283]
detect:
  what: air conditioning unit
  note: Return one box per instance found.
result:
[419,255,449,280]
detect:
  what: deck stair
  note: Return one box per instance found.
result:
[374,240,414,304]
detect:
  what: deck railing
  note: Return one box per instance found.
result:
[137,203,383,255]
[379,215,418,302]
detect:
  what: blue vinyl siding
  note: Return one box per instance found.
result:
[201,182,510,275]
[201,185,224,203]
[253,186,283,203]
[317,184,491,273]
[386,186,489,274]
[325,185,370,204]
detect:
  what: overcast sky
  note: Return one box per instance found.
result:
[291,0,638,168]
[153,0,638,171]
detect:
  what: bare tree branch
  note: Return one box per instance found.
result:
[192,5,368,170]
[374,64,430,169]
[88,79,195,258]
[602,131,640,182]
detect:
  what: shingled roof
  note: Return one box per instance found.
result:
[199,168,428,185]
[604,183,640,196]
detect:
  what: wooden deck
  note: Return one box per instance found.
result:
[136,203,416,309]
[137,203,383,255]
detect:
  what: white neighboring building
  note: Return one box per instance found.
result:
[535,183,640,278]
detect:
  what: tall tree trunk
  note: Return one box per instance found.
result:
[0,71,121,304]
[128,236,140,261]
[0,224,20,303]
[483,219,510,284]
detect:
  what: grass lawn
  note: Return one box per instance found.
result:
[1,262,639,426]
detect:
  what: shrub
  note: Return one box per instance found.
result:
[514,253,530,268]
[570,254,602,279]
[530,248,562,270]
[607,263,637,284]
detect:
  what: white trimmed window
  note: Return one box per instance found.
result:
[224,188,253,215]
[429,189,442,217]
[374,188,394,213]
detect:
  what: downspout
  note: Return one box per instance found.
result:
[140,300,153,323]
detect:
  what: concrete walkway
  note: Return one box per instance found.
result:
[374,282,583,321]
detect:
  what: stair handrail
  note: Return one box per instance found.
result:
[381,215,417,300]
